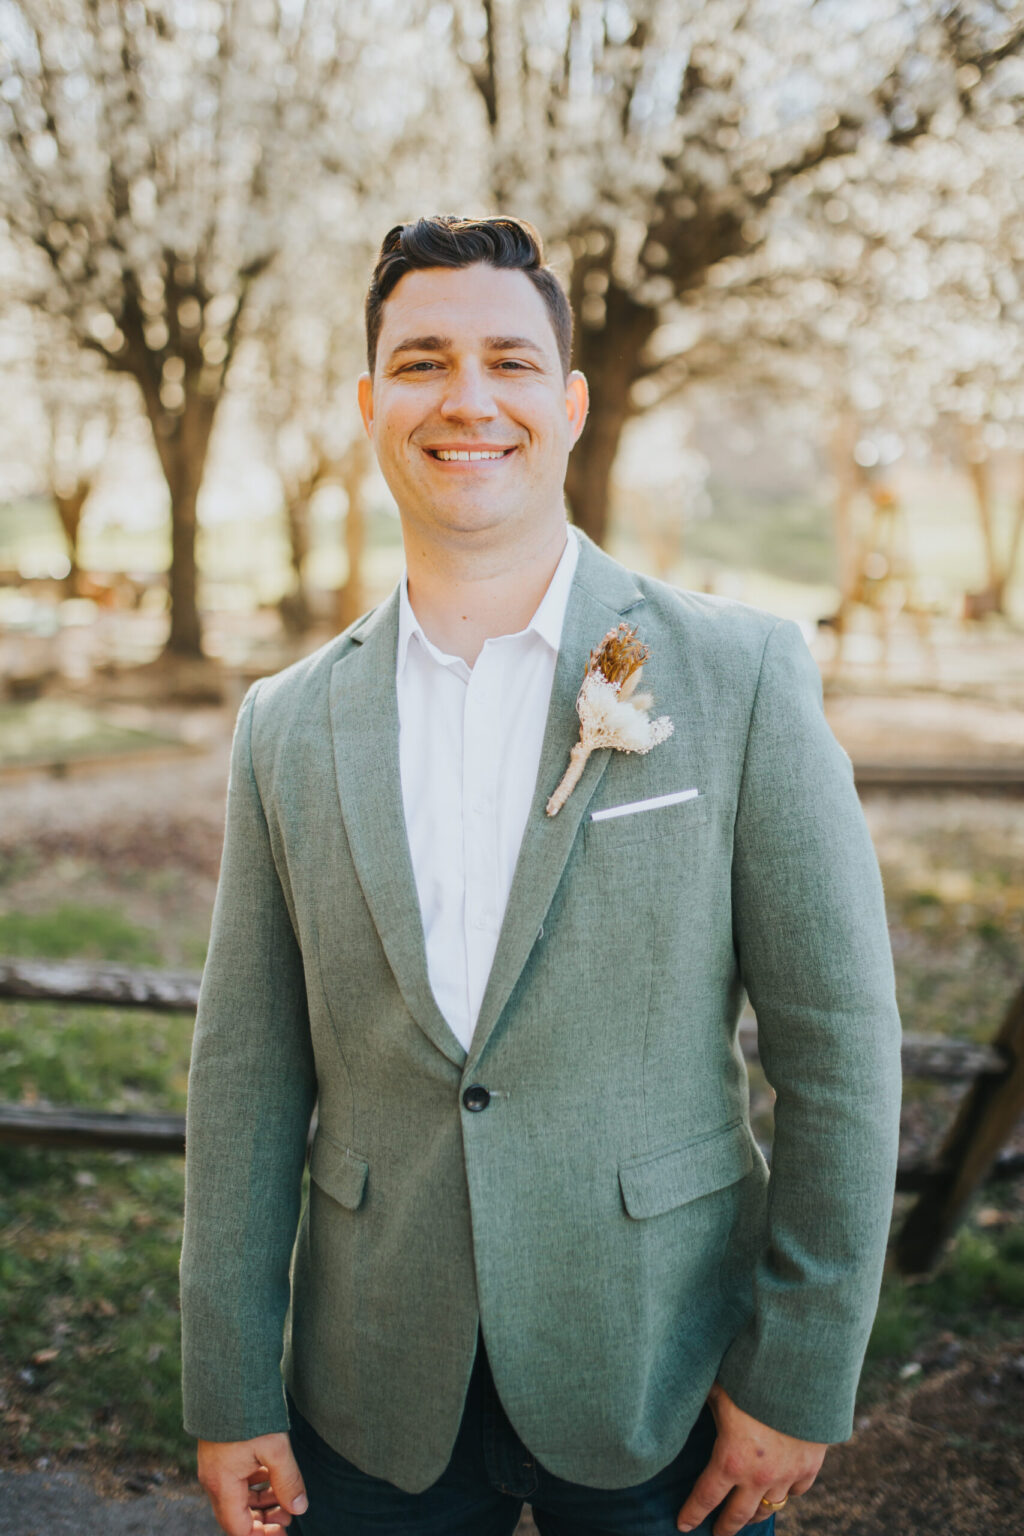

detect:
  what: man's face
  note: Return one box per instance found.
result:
[358,263,588,546]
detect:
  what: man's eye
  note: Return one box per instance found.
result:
[404,360,440,372]
[495,360,529,370]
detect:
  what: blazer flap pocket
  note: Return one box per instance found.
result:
[309,1133,369,1210]
[619,1120,753,1219]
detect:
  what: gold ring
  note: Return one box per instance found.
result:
[759,1495,790,1511]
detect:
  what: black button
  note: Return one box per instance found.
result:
[462,1084,491,1112]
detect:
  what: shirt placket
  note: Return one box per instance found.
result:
[462,649,502,1032]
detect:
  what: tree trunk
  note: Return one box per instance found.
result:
[894,981,1024,1275]
[563,287,658,547]
[113,275,238,660]
[336,439,370,632]
[564,382,631,547]
[152,391,218,659]
[831,414,860,605]
[960,420,1006,615]
[1005,459,1024,599]
[52,480,90,590]
[166,467,202,655]
[280,489,315,636]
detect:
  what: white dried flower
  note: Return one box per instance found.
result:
[546,623,674,816]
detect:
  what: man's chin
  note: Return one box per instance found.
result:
[410,500,521,539]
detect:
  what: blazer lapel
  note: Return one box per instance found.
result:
[465,533,646,1076]
[329,592,466,1068]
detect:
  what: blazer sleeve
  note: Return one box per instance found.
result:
[179,684,317,1441]
[716,619,901,1444]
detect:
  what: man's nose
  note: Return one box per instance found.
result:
[438,362,498,422]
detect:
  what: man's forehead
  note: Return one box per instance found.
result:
[379,264,555,351]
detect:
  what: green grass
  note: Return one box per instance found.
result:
[0,896,200,1468]
[687,488,838,587]
[865,1215,1024,1389]
[863,802,1024,1394]
[0,904,162,964]
[0,1000,192,1113]
[0,491,404,605]
[0,1146,189,1465]
[0,904,193,1112]
[874,810,1024,1044]
[0,702,181,769]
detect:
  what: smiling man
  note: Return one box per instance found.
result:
[181,216,901,1536]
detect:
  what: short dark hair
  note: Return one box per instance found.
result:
[365,214,573,378]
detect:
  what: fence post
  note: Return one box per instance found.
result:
[893,979,1024,1275]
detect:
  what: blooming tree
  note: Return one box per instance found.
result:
[0,252,138,588]
[0,0,439,654]
[668,72,1024,614]
[452,0,1024,544]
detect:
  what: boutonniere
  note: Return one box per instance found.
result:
[546,622,674,817]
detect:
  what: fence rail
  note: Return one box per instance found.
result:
[0,957,200,1012]
[0,958,1006,1080]
[1,956,1021,1274]
[852,761,1024,794]
[3,1099,1023,1198]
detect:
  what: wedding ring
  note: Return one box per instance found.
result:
[759,1494,790,1511]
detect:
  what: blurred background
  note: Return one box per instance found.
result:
[0,2,1022,1532]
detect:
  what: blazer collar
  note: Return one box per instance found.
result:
[329,529,646,1070]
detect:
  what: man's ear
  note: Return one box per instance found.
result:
[357,373,374,438]
[565,371,589,446]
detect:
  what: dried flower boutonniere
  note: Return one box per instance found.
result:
[546,622,674,817]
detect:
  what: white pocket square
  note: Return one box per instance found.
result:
[590,788,700,823]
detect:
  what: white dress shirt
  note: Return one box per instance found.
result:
[396,530,579,1052]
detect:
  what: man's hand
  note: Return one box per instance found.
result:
[197,1434,309,1536]
[676,1383,827,1535]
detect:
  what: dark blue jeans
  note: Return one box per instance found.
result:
[287,1338,775,1536]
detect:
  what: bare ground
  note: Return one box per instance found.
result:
[785,1341,1024,1535]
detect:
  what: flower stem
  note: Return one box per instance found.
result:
[546,740,592,817]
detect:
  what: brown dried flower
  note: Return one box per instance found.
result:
[588,623,650,693]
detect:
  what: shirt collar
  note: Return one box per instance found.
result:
[397,526,579,677]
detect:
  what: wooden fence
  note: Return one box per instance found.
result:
[0,957,1021,1276]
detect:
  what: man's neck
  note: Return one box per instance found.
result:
[403,522,570,667]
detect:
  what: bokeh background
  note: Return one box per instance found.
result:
[1,2,1022,1532]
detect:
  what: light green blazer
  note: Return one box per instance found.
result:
[180,530,901,1492]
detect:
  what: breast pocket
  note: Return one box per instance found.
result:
[584,790,712,854]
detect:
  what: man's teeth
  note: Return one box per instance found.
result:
[433,449,509,461]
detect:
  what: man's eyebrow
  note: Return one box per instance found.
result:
[485,335,545,355]
[387,335,452,358]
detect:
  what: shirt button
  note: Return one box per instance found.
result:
[462,1084,491,1113]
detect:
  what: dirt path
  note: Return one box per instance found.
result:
[0,1466,219,1535]
[785,1341,1024,1535]
[0,1465,535,1536]
[0,712,233,858]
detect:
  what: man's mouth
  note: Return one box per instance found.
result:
[425,447,517,462]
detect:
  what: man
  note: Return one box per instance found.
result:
[181,215,901,1536]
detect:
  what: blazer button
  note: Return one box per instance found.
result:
[462,1084,491,1112]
